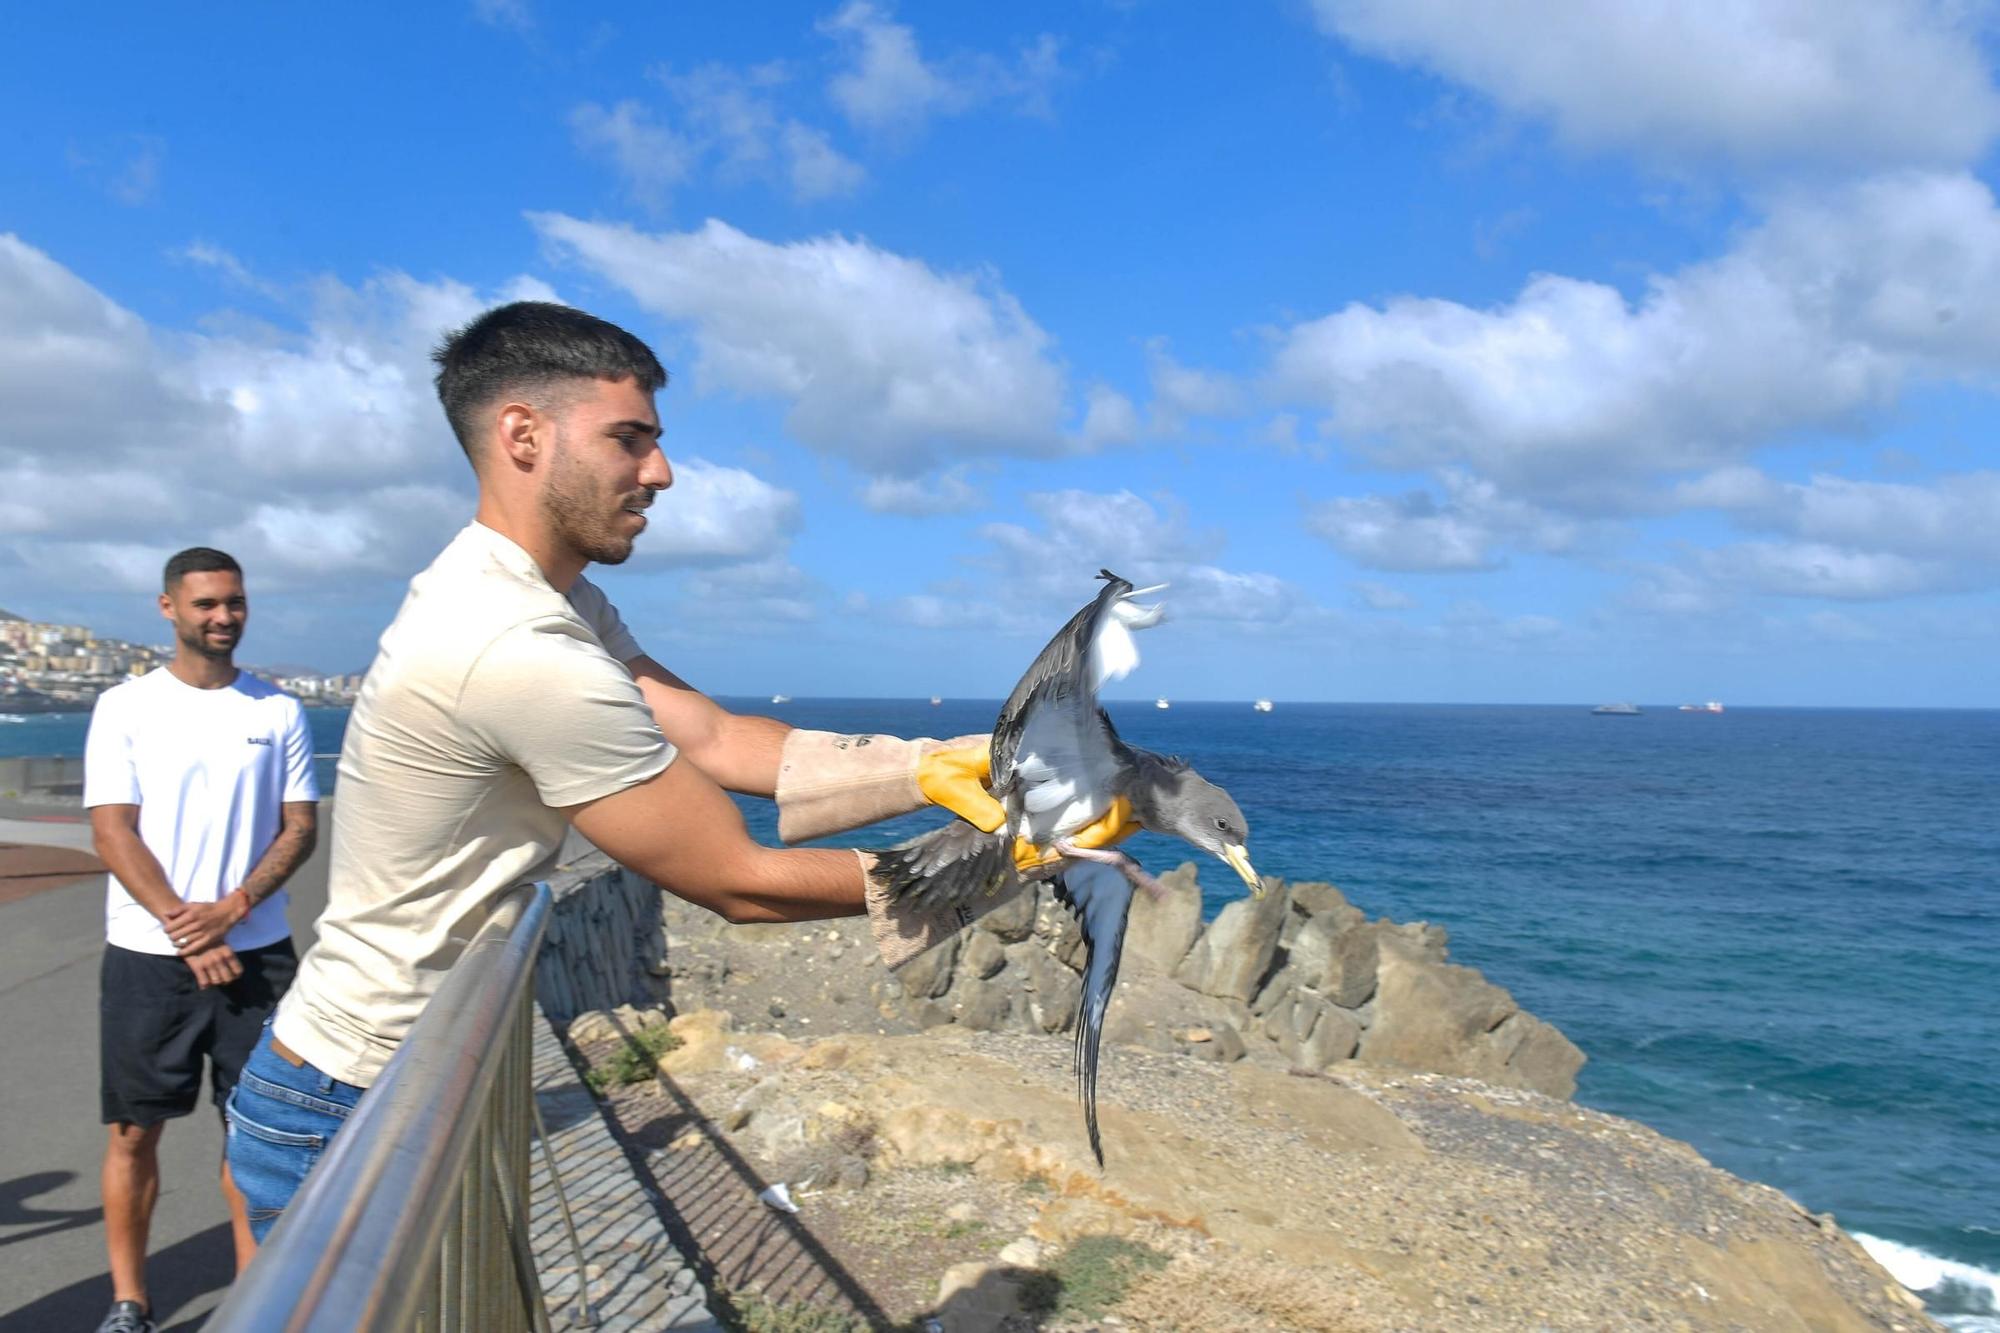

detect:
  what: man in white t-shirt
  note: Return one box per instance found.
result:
[226,301,1128,1239]
[83,547,320,1333]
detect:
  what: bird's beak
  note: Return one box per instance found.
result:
[1219,842,1263,898]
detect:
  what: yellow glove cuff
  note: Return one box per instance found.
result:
[915,742,1007,833]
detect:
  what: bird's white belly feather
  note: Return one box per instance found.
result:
[1012,707,1122,844]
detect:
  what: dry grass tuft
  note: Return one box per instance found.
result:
[1114,1249,1405,1332]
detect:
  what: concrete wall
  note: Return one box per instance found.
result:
[0,755,86,799]
[534,851,669,1021]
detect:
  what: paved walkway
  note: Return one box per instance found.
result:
[530,1014,720,1331]
[0,804,326,1332]
[0,801,715,1331]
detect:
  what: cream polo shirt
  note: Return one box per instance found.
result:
[274,522,672,1084]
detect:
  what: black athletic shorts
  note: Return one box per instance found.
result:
[99,939,297,1127]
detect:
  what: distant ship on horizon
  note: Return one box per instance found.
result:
[929,695,942,706]
[1592,702,1642,715]
[1678,700,1725,713]
[1155,697,1170,710]
[1253,699,1274,712]
[770,694,791,704]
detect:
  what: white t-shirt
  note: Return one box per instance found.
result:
[275,522,673,1085]
[83,668,320,955]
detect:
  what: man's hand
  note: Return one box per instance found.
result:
[185,943,242,990]
[1012,796,1141,874]
[915,741,1007,833]
[162,893,248,957]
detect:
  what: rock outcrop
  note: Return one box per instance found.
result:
[823,864,1584,1099]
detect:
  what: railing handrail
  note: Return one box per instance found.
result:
[210,882,553,1332]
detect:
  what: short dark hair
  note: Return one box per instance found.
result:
[163,547,242,592]
[431,301,668,457]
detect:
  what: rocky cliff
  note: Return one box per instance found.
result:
[552,862,1937,1331]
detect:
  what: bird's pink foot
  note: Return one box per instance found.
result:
[1053,842,1168,901]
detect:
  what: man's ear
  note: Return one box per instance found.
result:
[493,400,545,469]
[158,591,174,621]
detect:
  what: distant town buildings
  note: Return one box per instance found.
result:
[0,607,360,713]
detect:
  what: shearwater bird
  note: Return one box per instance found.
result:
[871,569,1262,1165]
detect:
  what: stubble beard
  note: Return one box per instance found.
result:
[542,438,638,567]
[178,623,237,662]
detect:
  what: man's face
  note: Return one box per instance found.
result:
[539,375,672,567]
[159,569,247,660]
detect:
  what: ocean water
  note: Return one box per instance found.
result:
[7,699,1996,1326]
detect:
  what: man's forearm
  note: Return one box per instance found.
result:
[693,712,793,797]
[236,817,317,909]
[92,826,182,922]
[708,845,867,924]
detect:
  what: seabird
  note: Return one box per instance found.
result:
[871,569,1262,1165]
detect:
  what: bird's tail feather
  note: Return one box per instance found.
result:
[1051,859,1135,1169]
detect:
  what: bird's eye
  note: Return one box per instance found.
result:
[1214,817,1229,830]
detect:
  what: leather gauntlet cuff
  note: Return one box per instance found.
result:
[775,730,930,844]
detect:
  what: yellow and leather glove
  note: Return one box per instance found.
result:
[776,730,999,843]
[1011,796,1141,874]
[919,743,1143,870]
[914,742,1007,832]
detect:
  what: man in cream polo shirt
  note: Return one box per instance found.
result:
[224,301,1050,1238]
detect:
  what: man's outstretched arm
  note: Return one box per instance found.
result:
[625,654,791,796]
[565,751,863,924]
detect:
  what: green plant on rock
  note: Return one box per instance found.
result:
[584,1024,681,1092]
[1046,1235,1171,1319]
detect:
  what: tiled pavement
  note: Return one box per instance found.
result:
[530,1009,723,1332]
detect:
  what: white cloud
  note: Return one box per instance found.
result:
[860,467,984,515]
[967,489,1310,626]
[646,63,868,203]
[1145,337,1243,432]
[1079,384,1140,446]
[675,556,819,624]
[1269,172,2000,505]
[472,0,531,31]
[1699,541,1951,601]
[0,235,805,622]
[1305,471,1584,572]
[1679,467,2000,566]
[569,101,698,210]
[821,2,961,133]
[781,122,866,200]
[1309,0,2000,173]
[533,213,1075,473]
[1351,580,1417,611]
[819,2,1065,137]
[640,458,801,561]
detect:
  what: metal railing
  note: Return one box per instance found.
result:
[210,881,585,1332]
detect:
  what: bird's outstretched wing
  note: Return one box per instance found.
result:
[869,820,1017,910]
[993,570,1163,840]
[1050,859,1136,1168]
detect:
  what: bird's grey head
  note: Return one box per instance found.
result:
[1155,766,1263,898]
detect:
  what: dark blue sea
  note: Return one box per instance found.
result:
[7,699,1996,1326]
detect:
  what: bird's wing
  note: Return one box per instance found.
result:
[993,571,1163,838]
[1050,859,1135,1168]
[868,820,1017,910]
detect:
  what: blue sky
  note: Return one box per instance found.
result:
[4,2,1998,706]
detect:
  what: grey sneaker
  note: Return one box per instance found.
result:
[95,1300,155,1333]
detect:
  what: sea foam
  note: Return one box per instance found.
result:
[1856,1233,1999,1331]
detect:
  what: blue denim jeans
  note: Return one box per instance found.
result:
[224,1026,366,1241]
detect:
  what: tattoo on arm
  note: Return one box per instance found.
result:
[237,804,318,908]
